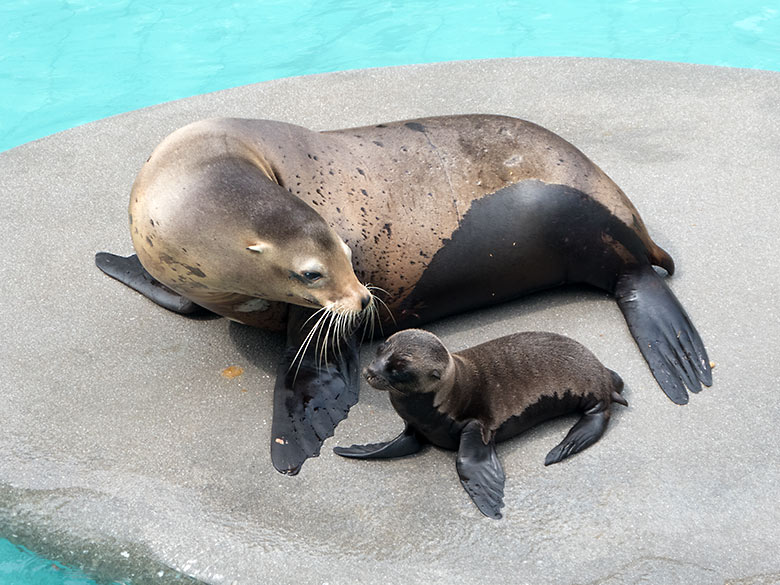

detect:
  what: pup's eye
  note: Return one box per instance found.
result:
[389,359,408,372]
[301,271,323,282]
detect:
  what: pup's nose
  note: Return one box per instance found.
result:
[363,365,376,379]
[360,294,371,310]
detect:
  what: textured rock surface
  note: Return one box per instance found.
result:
[1,58,778,584]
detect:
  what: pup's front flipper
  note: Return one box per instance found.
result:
[95,252,201,314]
[544,402,610,466]
[270,306,361,475]
[333,424,425,459]
[456,420,505,520]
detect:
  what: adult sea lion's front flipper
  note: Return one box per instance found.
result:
[94,252,201,314]
[333,424,425,459]
[615,264,712,405]
[270,306,361,475]
[456,420,505,520]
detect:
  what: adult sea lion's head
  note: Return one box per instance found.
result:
[136,175,372,316]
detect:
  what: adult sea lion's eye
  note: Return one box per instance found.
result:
[302,271,323,283]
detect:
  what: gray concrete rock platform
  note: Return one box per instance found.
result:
[1,58,779,584]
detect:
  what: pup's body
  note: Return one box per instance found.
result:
[335,329,627,518]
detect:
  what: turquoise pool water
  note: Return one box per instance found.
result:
[1,0,779,152]
[0,538,104,585]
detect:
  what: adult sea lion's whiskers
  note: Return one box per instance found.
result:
[296,307,328,363]
[336,312,350,365]
[311,304,336,371]
[365,284,390,297]
[301,305,329,329]
[292,287,378,375]
[366,285,393,325]
[365,285,392,342]
[360,301,377,346]
[290,306,332,378]
[329,301,368,367]
[318,309,338,370]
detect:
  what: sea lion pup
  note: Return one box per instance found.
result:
[334,329,628,519]
[95,114,710,475]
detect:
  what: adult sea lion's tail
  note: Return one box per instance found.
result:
[615,264,712,404]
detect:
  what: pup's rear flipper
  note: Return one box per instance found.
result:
[545,403,610,465]
[615,264,712,404]
[95,252,200,314]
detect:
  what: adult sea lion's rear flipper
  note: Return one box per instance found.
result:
[94,252,201,314]
[456,420,505,520]
[270,306,361,475]
[615,264,712,404]
[333,424,425,459]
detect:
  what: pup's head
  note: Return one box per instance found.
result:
[363,329,451,395]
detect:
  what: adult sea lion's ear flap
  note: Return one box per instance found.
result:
[246,241,272,253]
[430,368,441,380]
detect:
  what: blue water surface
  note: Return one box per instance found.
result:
[1,0,779,152]
[0,539,103,585]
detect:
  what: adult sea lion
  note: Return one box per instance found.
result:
[95,114,711,475]
[334,328,628,519]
